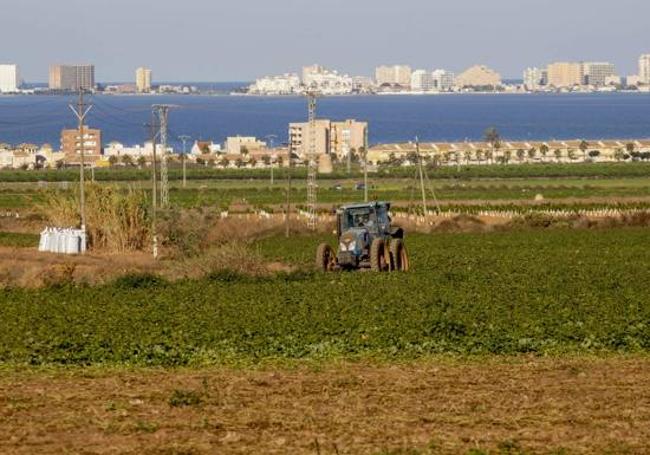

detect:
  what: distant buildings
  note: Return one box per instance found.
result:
[583,62,617,86]
[546,62,583,88]
[546,61,617,88]
[60,126,102,156]
[301,64,353,95]
[289,119,367,159]
[136,67,152,93]
[375,65,412,88]
[49,64,95,91]
[410,70,433,91]
[523,67,545,91]
[639,54,650,84]
[0,64,20,93]
[225,136,267,155]
[455,65,501,88]
[248,73,301,95]
[431,70,455,91]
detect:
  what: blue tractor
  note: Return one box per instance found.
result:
[316,201,409,272]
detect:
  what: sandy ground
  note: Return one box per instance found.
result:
[1,357,649,454]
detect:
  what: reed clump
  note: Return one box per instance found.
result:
[40,184,150,252]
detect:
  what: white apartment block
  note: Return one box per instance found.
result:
[639,54,650,84]
[431,69,455,91]
[410,70,434,91]
[0,64,20,93]
[375,65,412,87]
[248,74,301,95]
[523,67,544,91]
[301,65,353,95]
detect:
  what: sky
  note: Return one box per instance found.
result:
[2,0,648,82]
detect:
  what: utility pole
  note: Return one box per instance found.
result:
[306,90,318,230]
[265,134,277,186]
[285,142,292,239]
[148,113,159,259]
[179,135,191,188]
[416,137,427,216]
[363,127,369,202]
[69,89,92,234]
[153,104,174,207]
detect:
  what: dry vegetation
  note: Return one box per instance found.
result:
[1,357,649,454]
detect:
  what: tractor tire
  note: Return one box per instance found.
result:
[316,243,336,272]
[389,238,409,272]
[370,238,388,272]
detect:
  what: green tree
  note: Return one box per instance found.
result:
[554,149,562,162]
[108,155,118,166]
[136,156,146,168]
[626,142,636,154]
[121,155,133,166]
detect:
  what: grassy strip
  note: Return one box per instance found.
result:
[0,229,648,366]
[0,231,39,248]
[3,162,650,183]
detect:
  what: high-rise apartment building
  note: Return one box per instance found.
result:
[136,67,152,93]
[0,64,20,93]
[410,70,434,91]
[455,65,501,88]
[49,64,95,91]
[61,126,102,156]
[289,119,367,159]
[523,67,545,90]
[431,69,455,91]
[639,54,650,84]
[375,65,412,87]
[583,62,616,86]
[546,62,583,88]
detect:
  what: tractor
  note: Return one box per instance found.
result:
[316,201,409,272]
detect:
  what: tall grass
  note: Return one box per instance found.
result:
[39,184,151,252]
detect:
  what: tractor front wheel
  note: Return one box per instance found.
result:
[389,238,409,272]
[316,243,337,272]
[370,238,388,272]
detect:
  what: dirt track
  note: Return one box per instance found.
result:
[1,357,649,454]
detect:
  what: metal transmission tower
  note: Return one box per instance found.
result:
[305,91,319,230]
[69,89,93,233]
[152,105,174,207]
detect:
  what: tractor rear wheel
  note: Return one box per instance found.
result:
[389,238,409,272]
[370,238,388,272]
[316,243,336,272]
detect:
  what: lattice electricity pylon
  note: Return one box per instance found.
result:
[306,90,318,230]
[153,105,172,207]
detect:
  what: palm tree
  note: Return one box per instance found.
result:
[568,149,577,161]
[579,140,589,161]
[540,144,549,163]
[476,149,484,165]
[121,155,133,166]
[503,150,512,164]
[516,149,525,163]
[108,155,118,166]
[527,148,536,163]
[626,142,636,155]
[554,149,562,162]
[484,127,501,164]
[614,148,625,162]
[136,156,146,168]
[464,150,472,165]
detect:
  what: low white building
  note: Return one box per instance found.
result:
[225,136,267,155]
[104,141,173,158]
[302,65,353,95]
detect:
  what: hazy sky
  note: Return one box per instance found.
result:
[2,0,648,82]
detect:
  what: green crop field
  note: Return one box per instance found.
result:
[1,228,648,367]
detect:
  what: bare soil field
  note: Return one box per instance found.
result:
[1,357,649,454]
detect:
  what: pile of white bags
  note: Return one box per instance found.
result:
[38,228,87,254]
